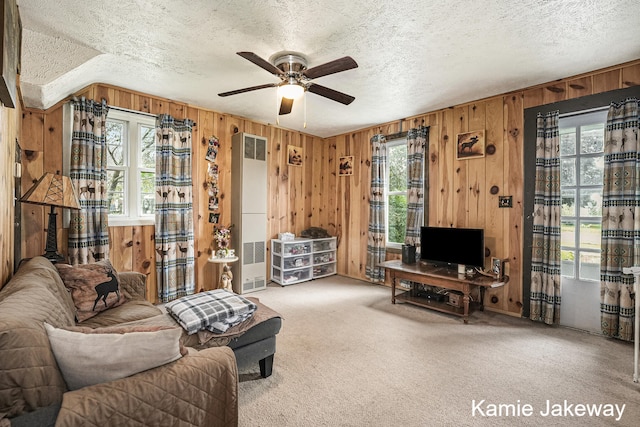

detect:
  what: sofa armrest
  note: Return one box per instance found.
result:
[55,347,238,427]
[118,271,148,301]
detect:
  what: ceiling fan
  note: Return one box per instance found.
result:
[218,51,358,115]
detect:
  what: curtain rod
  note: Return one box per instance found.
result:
[109,105,197,126]
[383,118,429,140]
[69,97,194,125]
[559,105,608,119]
[384,131,408,140]
[109,105,157,118]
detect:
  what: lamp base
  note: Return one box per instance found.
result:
[43,207,65,263]
[43,250,65,263]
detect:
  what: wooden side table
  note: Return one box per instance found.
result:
[207,255,239,292]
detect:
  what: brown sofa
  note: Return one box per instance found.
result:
[0,257,239,427]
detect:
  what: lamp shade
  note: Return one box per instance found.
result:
[21,173,81,210]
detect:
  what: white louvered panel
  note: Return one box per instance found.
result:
[231,133,268,294]
[254,241,265,263]
[243,242,254,265]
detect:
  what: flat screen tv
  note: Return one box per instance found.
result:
[420,226,485,269]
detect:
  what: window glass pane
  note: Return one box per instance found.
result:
[387,194,407,244]
[580,124,604,154]
[579,222,600,250]
[579,189,602,217]
[107,170,125,215]
[105,111,156,222]
[140,125,156,168]
[559,110,605,285]
[561,190,576,217]
[579,252,600,281]
[106,121,125,166]
[388,144,407,192]
[579,157,603,186]
[561,250,575,277]
[560,129,576,155]
[561,159,576,186]
[140,172,155,215]
[561,220,575,247]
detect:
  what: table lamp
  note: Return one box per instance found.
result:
[20,172,81,262]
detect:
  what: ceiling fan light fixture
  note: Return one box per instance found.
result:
[222,51,357,113]
[279,83,305,100]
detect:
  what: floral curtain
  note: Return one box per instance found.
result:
[530,111,561,325]
[68,97,110,265]
[404,126,429,255]
[155,114,195,302]
[366,134,387,282]
[601,98,640,342]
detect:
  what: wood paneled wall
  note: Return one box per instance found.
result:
[20,84,322,302]
[0,105,19,287]
[326,59,640,316]
[14,58,640,315]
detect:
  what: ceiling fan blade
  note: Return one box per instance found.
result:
[218,83,277,97]
[237,52,284,76]
[303,56,358,79]
[279,97,294,115]
[307,83,355,105]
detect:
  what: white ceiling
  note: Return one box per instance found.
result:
[16,0,640,138]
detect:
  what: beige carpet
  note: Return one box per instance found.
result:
[237,276,640,426]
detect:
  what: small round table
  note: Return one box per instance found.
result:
[207,255,239,292]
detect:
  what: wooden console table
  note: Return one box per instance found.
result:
[378,260,506,323]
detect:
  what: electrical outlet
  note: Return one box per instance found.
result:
[499,196,512,208]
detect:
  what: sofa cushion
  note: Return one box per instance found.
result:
[79,299,163,328]
[45,323,183,390]
[55,260,126,322]
[65,324,189,356]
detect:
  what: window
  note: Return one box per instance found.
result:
[559,109,607,281]
[386,138,407,248]
[105,109,156,225]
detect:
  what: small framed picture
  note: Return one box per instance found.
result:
[288,145,303,166]
[456,130,485,160]
[208,213,219,224]
[208,195,219,211]
[205,136,220,162]
[207,163,219,179]
[339,155,353,176]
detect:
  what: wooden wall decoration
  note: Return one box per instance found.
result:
[10,58,640,317]
[287,145,303,166]
[456,129,485,160]
[338,155,353,176]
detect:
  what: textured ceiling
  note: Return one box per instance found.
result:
[16,0,640,137]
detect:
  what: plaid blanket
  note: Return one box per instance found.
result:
[165,289,257,334]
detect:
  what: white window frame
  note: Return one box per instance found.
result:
[106,109,156,226]
[559,108,607,282]
[385,138,407,250]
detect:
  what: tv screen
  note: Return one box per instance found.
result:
[420,226,485,269]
